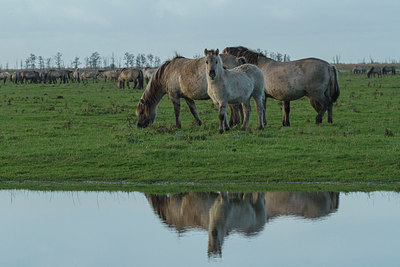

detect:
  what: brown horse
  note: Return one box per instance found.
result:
[117,68,143,89]
[136,54,246,128]
[223,46,340,125]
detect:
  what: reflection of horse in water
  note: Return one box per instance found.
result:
[265,192,339,220]
[208,193,266,256]
[146,191,339,257]
[146,192,218,232]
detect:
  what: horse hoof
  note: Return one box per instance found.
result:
[198,120,203,126]
[219,129,224,134]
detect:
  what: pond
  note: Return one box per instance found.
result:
[1,190,399,266]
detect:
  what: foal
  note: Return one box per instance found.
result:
[204,49,265,133]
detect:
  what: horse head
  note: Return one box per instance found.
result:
[204,48,222,80]
[136,97,156,128]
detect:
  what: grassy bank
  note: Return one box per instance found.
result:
[0,72,399,192]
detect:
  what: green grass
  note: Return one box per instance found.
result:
[0,72,399,192]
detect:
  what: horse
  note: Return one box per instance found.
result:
[142,67,158,85]
[136,53,247,128]
[44,70,66,84]
[204,49,265,133]
[382,66,396,75]
[367,66,382,78]
[117,68,143,89]
[73,68,81,83]
[21,71,40,84]
[11,72,22,84]
[352,65,366,74]
[222,46,340,125]
[80,71,99,83]
[102,70,120,82]
[0,72,11,84]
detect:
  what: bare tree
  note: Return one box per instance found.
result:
[25,58,30,69]
[38,56,45,69]
[46,58,52,69]
[54,52,63,69]
[29,54,36,69]
[139,54,146,67]
[110,53,116,69]
[123,52,134,67]
[333,54,341,64]
[146,54,154,67]
[154,56,161,67]
[72,56,81,69]
[89,52,101,69]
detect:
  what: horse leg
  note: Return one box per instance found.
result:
[229,104,240,127]
[263,97,267,126]
[183,98,202,126]
[218,104,228,134]
[282,101,290,126]
[254,98,264,130]
[241,100,251,131]
[312,98,328,125]
[327,102,333,123]
[171,97,182,128]
[224,110,230,131]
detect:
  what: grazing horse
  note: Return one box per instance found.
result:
[21,71,40,84]
[80,71,99,83]
[117,68,143,89]
[382,66,396,75]
[204,49,265,133]
[352,65,366,74]
[103,70,120,82]
[136,54,246,128]
[0,72,11,84]
[223,46,340,125]
[367,66,382,78]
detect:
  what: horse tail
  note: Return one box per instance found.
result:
[138,69,144,89]
[330,65,340,103]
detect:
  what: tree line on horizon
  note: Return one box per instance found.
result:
[0,52,162,71]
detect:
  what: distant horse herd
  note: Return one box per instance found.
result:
[2,46,395,133]
[352,65,397,77]
[0,68,151,89]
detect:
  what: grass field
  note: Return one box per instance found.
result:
[0,70,399,192]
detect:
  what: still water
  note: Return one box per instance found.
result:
[1,190,399,267]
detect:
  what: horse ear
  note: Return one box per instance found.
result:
[216,49,219,55]
[204,49,208,56]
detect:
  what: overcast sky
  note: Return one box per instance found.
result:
[1,0,400,68]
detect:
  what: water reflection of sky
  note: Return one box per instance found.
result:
[0,191,399,266]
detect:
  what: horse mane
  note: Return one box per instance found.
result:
[140,58,176,113]
[222,46,268,65]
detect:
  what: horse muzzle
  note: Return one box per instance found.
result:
[209,70,216,80]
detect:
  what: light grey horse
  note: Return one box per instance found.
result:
[204,49,265,133]
[223,46,340,125]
